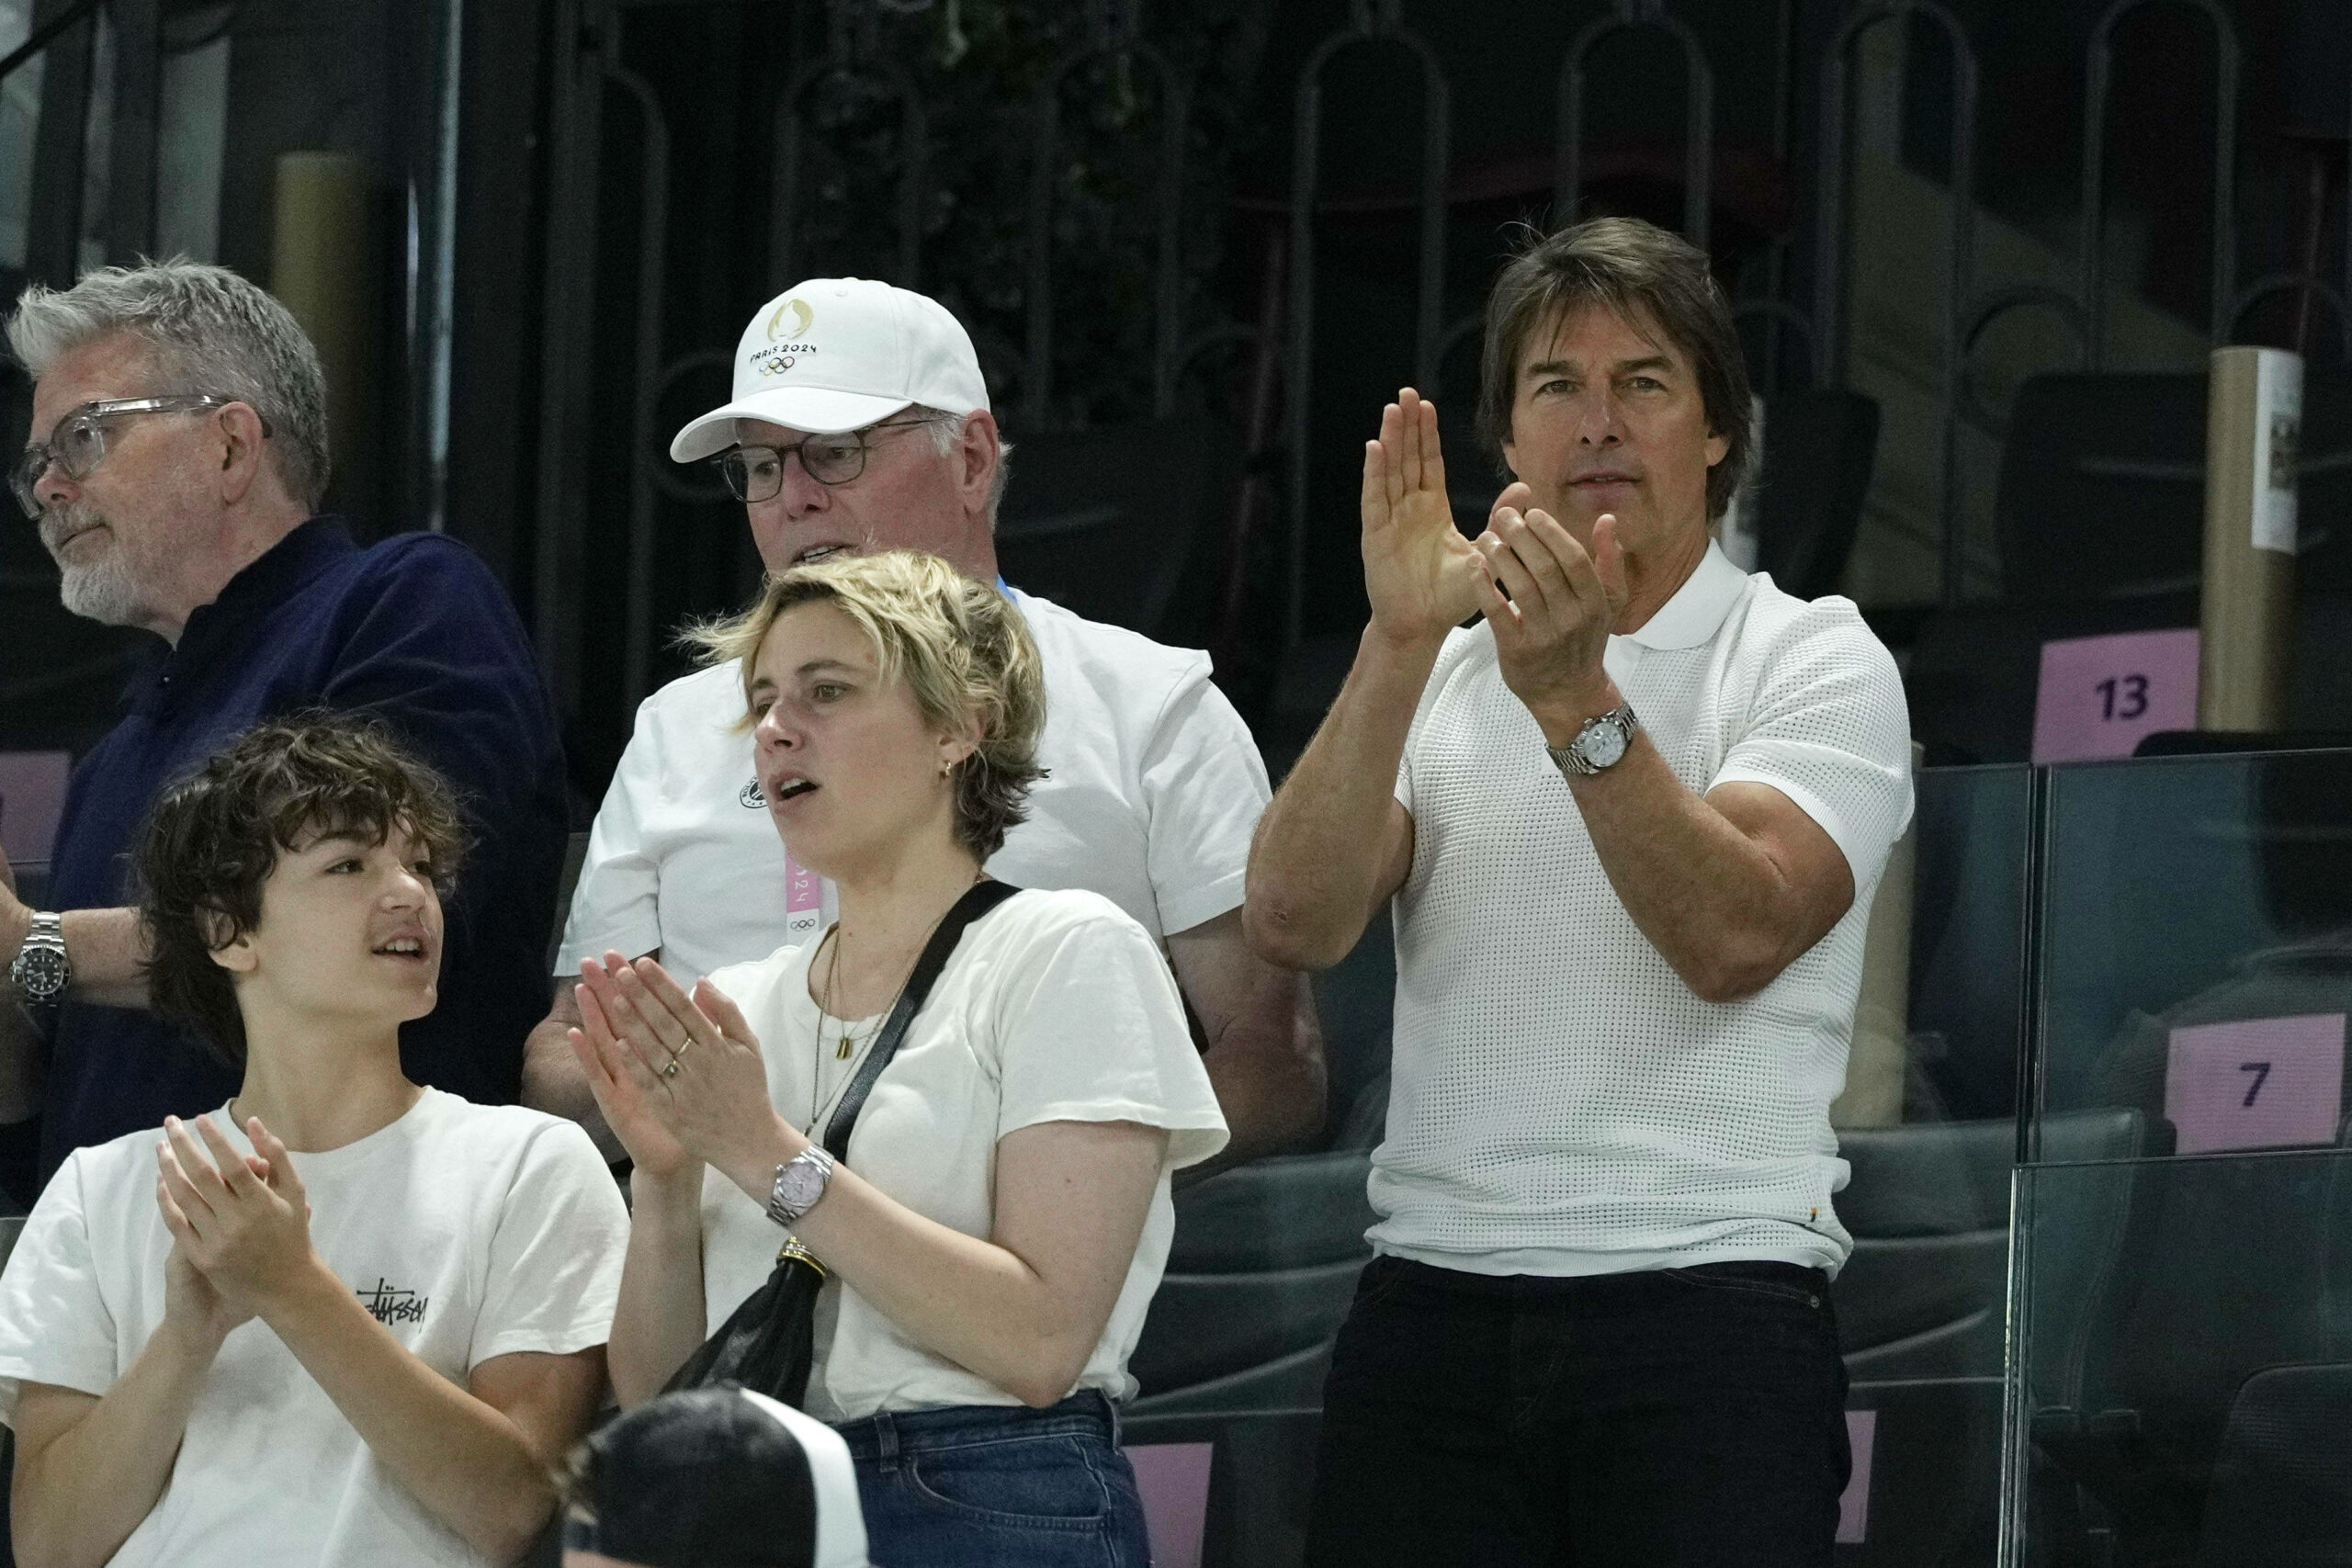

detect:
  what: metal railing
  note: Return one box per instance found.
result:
[531,0,2310,718]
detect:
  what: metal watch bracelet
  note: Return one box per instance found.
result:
[8,911,70,1005]
[1545,703,1639,777]
[765,1145,837,1229]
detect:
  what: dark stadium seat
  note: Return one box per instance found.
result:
[991,413,1240,644]
[1755,388,1880,602]
[2194,1361,2352,1568]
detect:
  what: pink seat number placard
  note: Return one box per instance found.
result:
[1837,1408,1876,1544]
[2030,629,2200,763]
[2165,1014,2346,1155]
[1125,1441,1212,1568]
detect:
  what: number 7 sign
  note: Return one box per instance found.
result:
[2165,1014,2345,1154]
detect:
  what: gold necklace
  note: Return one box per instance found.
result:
[808,874,988,1127]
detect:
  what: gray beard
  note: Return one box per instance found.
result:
[57,551,140,625]
[41,505,141,626]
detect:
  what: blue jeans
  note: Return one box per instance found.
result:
[1306,1256,1852,1568]
[833,1392,1149,1568]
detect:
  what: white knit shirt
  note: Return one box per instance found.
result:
[1376,541,1914,1279]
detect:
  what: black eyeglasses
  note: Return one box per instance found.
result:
[11,394,273,519]
[714,416,944,503]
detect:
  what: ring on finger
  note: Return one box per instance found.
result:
[662,1055,683,1080]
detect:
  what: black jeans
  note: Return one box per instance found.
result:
[1305,1256,1850,1568]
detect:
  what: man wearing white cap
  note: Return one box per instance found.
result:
[524,277,1323,1169]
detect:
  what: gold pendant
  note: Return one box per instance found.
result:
[836,1033,854,1061]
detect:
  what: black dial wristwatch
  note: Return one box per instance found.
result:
[8,912,71,1004]
[1545,703,1640,777]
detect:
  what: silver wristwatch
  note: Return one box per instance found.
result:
[765,1146,837,1229]
[8,912,70,1004]
[1545,703,1640,777]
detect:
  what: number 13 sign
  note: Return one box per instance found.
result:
[2031,629,2201,763]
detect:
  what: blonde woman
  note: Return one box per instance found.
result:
[570,551,1227,1568]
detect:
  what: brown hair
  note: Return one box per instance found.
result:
[1476,215,1753,522]
[134,714,469,1068]
[683,549,1046,862]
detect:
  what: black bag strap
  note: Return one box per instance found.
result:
[820,879,1019,1159]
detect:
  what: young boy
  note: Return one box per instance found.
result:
[0,716,629,1567]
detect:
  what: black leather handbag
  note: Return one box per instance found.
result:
[662,878,1020,1405]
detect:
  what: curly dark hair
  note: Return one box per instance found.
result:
[134,715,469,1069]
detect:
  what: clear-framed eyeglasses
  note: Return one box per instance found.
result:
[10,394,273,519]
[713,416,944,504]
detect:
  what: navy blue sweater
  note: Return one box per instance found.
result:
[34,518,568,1184]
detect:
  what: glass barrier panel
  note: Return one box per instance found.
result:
[1910,762,2033,1122]
[2006,1149,2352,1568]
[2034,749,2352,1157]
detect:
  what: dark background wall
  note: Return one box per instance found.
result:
[5,0,2350,807]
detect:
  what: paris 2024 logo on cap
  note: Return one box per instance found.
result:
[750,297,815,378]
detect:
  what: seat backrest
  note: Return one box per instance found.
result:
[1309,909,1396,1149]
[2194,1361,2352,1567]
[1996,368,2352,604]
[1995,373,2209,602]
[1838,1118,2016,1238]
[1755,389,1880,601]
[2071,1149,2352,1464]
[991,413,1240,641]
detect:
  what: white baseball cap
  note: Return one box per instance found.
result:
[670,276,990,463]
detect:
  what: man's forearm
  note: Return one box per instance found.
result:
[1245,627,1436,970]
[1193,982,1324,1177]
[261,1259,562,1562]
[608,1168,710,1406]
[3,892,150,1010]
[1559,731,1819,1003]
[12,1327,220,1568]
[520,984,623,1161]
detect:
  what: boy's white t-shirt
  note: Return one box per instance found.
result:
[0,1089,630,1568]
[697,887,1229,1421]
[555,587,1271,985]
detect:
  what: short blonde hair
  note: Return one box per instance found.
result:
[685,550,1046,860]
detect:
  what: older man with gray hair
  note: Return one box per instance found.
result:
[0,260,568,1188]
[526,276,1325,1171]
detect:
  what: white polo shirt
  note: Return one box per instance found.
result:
[1379,541,1913,1278]
[557,588,1270,983]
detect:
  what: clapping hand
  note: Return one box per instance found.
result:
[1474,494,1630,738]
[571,953,803,1192]
[1361,389,1486,649]
[156,1114,315,1327]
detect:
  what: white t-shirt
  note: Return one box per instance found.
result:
[696,888,1227,1421]
[0,1089,630,1568]
[1381,542,1914,1279]
[557,588,1270,984]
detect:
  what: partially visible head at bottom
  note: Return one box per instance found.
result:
[560,1388,873,1568]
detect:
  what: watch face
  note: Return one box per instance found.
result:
[777,1162,828,1213]
[14,946,68,998]
[1578,719,1631,771]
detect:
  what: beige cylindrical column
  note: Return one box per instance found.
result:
[1831,742,1922,1130]
[270,152,373,505]
[2199,346,2300,731]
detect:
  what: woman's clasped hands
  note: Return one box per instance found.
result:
[567,953,807,1192]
